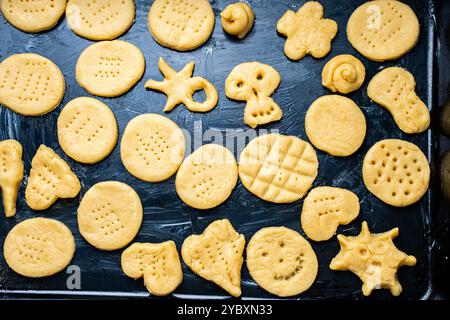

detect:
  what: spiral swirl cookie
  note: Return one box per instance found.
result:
[322,54,366,94]
[220,2,254,39]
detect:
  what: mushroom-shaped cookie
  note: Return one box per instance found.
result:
[221,2,254,39]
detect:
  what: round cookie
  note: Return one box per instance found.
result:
[4,217,75,278]
[0,0,66,33]
[75,40,145,97]
[362,139,430,207]
[66,0,135,40]
[57,97,118,164]
[346,0,420,62]
[148,0,215,51]
[120,114,185,183]
[77,181,143,251]
[220,2,254,39]
[440,150,450,202]
[175,144,238,210]
[246,226,318,297]
[305,95,366,157]
[0,53,65,116]
[321,54,366,94]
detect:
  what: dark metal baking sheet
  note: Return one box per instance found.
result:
[0,0,437,299]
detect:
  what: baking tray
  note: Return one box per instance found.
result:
[0,0,438,299]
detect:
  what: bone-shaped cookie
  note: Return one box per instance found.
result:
[0,140,24,217]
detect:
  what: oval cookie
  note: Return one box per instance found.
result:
[57,97,118,164]
[77,181,143,251]
[4,217,75,278]
[176,144,238,210]
[121,114,185,183]
[322,54,366,94]
[0,53,65,116]
[362,139,430,207]
[246,226,318,297]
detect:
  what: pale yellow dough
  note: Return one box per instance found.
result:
[4,217,75,278]
[220,2,254,39]
[322,54,366,94]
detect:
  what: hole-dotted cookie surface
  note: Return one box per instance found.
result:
[4,217,75,278]
[322,54,366,94]
[220,2,254,39]
[0,53,65,116]
[362,139,430,207]
[76,40,145,98]
[246,226,318,297]
[239,134,319,203]
[77,181,143,251]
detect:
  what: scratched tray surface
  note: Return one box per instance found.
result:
[0,0,434,299]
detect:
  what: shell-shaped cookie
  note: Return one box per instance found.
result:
[322,54,366,94]
[220,2,254,39]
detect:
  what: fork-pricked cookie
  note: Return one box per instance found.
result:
[322,54,366,94]
[220,2,254,39]
[0,140,24,217]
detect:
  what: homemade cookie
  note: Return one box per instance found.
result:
[121,241,183,296]
[181,219,245,297]
[362,139,430,207]
[225,62,282,128]
[25,145,80,211]
[246,226,318,297]
[305,95,366,157]
[76,40,145,97]
[175,144,238,210]
[347,0,420,61]
[0,140,24,217]
[57,97,118,164]
[0,53,65,116]
[145,57,218,113]
[301,187,360,242]
[440,99,450,137]
[277,1,337,61]
[148,0,215,51]
[120,114,185,182]
[66,0,135,40]
[77,181,143,251]
[330,221,417,296]
[322,54,366,94]
[368,67,430,134]
[4,217,75,278]
[440,150,450,202]
[239,134,319,203]
[220,2,254,39]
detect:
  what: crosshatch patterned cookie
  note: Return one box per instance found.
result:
[0,53,65,116]
[368,67,430,134]
[0,140,24,217]
[57,97,118,164]
[121,241,183,296]
[181,219,245,297]
[78,181,143,251]
[239,134,319,203]
[362,139,430,207]
[120,114,185,183]
[66,0,135,40]
[322,54,366,94]
[3,217,75,278]
[347,0,420,62]
[330,221,417,296]
[246,226,318,297]
[76,40,145,97]
[301,186,360,242]
[25,145,80,211]
[148,0,215,51]
[220,2,254,39]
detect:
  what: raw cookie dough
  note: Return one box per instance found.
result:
[76,40,145,97]
[120,114,185,183]
[368,67,430,134]
[347,0,420,62]
[330,221,417,296]
[77,181,143,251]
[362,139,430,207]
[57,97,118,164]
[277,1,337,61]
[25,145,80,211]
[66,0,135,40]
[305,95,366,157]
[246,226,318,297]
[4,217,75,278]
[181,219,245,297]
[121,241,183,296]
[301,186,360,242]
[0,53,65,116]
[239,134,319,203]
[322,54,366,94]
[175,144,238,210]
[145,57,218,113]
[0,0,66,33]
[147,0,215,51]
[225,62,282,128]
[220,2,254,39]
[0,139,24,217]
